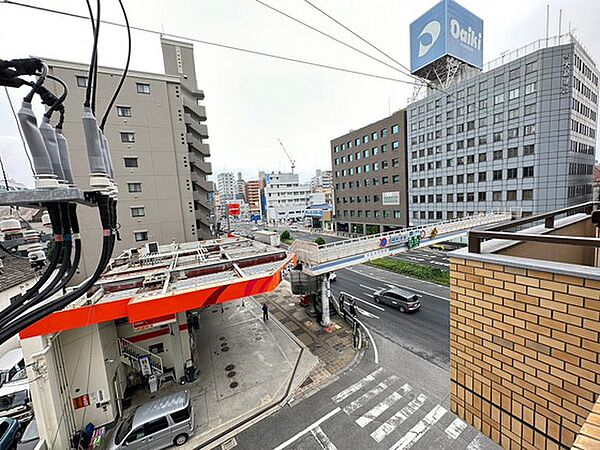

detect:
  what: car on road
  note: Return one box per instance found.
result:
[373,287,420,312]
[251,226,258,231]
[290,224,298,231]
[328,272,337,282]
[0,417,20,450]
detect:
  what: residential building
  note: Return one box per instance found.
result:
[45,37,213,278]
[407,35,598,225]
[593,164,600,201]
[331,110,408,235]
[263,172,310,223]
[235,171,246,200]
[245,179,261,218]
[450,202,600,449]
[217,172,235,204]
[310,169,332,191]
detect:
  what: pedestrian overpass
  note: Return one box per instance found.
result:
[290,211,513,276]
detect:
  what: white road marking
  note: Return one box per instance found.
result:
[353,315,379,364]
[357,307,380,319]
[466,435,485,450]
[360,284,377,291]
[272,407,341,450]
[311,426,337,450]
[389,404,448,450]
[444,417,467,439]
[356,296,385,311]
[343,375,399,414]
[356,384,412,428]
[331,367,384,403]
[370,394,427,443]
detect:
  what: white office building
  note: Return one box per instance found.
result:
[264,172,311,223]
[217,172,235,202]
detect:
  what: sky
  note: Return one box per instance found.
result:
[1,0,599,187]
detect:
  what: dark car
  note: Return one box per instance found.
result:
[17,419,38,450]
[0,417,20,450]
[373,287,421,312]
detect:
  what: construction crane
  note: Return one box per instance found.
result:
[277,138,296,174]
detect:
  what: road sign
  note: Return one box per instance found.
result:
[228,203,241,216]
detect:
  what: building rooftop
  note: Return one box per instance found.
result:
[0,246,36,291]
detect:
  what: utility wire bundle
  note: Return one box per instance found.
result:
[0,0,131,345]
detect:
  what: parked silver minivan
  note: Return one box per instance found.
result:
[107,391,194,450]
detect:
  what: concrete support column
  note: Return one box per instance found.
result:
[170,323,185,380]
[321,275,331,327]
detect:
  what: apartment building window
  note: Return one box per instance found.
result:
[467,173,475,183]
[127,182,142,193]
[479,135,488,145]
[478,153,487,162]
[467,192,475,202]
[117,106,132,117]
[508,127,519,139]
[523,144,535,155]
[355,138,360,146]
[479,81,488,92]
[372,162,379,171]
[467,103,475,114]
[507,190,517,201]
[381,128,388,138]
[508,88,520,100]
[363,149,370,158]
[493,132,503,142]
[493,191,502,201]
[356,166,362,174]
[371,132,378,141]
[494,93,504,105]
[447,193,454,202]
[494,75,503,85]
[381,160,388,169]
[341,143,346,150]
[446,158,453,167]
[509,68,520,80]
[392,124,399,134]
[524,124,536,136]
[523,166,534,177]
[427,194,434,203]
[131,207,146,217]
[467,154,475,164]
[123,157,138,168]
[507,168,518,179]
[76,76,88,88]
[120,132,135,143]
[447,175,454,185]
[467,85,475,96]
[457,106,464,116]
[526,61,538,73]
[447,127,454,137]
[392,158,399,167]
[524,104,536,115]
[136,83,151,94]
[134,231,149,241]
[457,193,464,202]
[467,121,475,131]
[457,156,464,166]
[522,189,534,200]
[478,171,487,181]
[392,175,400,183]
[456,124,464,133]
[419,179,425,187]
[382,176,389,184]
[363,135,369,143]
[365,211,372,218]
[435,176,442,185]
[508,108,519,120]
[457,140,465,150]
[478,192,487,202]
[525,81,537,94]
[348,140,353,149]
[393,211,401,219]
[372,147,379,156]
[355,152,361,160]
[494,113,503,124]
[349,154,354,162]
[447,110,454,120]
[381,144,388,153]
[479,99,488,109]
[507,147,518,158]
[493,150,503,160]
[493,170,502,180]
[392,141,399,150]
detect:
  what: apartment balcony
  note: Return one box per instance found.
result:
[188,153,212,175]
[181,84,205,101]
[193,193,212,210]
[191,172,213,192]
[183,98,207,121]
[185,116,209,139]
[450,201,600,450]
[186,133,210,155]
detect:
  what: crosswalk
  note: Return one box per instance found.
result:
[308,366,490,450]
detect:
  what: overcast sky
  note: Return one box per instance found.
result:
[1,0,599,186]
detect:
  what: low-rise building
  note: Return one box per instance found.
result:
[263,172,311,224]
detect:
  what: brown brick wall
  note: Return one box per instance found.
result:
[449,256,600,450]
[572,397,600,449]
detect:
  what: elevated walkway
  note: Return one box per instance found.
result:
[291,212,513,275]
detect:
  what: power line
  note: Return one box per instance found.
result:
[1,0,420,86]
[254,0,409,77]
[302,0,423,83]
[3,86,36,175]
[0,155,9,190]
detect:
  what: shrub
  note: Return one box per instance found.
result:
[315,236,326,246]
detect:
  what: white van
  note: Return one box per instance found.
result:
[0,349,25,387]
[107,391,194,449]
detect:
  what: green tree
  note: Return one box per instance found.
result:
[281,230,291,241]
[315,236,326,246]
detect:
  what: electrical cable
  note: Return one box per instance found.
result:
[44,74,68,120]
[0,154,8,190]
[254,0,408,77]
[4,86,35,175]
[91,0,101,114]
[83,0,97,110]
[99,0,130,131]
[1,1,419,85]
[302,0,422,82]
[23,62,47,103]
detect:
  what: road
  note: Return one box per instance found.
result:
[234,265,499,450]
[231,222,347,245]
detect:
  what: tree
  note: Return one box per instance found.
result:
[281,230,291,241]
[315,236,326,246]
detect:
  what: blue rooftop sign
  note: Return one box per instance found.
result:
[410,0,483,73]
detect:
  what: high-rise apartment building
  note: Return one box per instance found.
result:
[263,172,311,223]
[245,180,261,217]
[235,171,246,200]
[407,36,598,224]
[217,172,235,203]
[45,37,213,277]
[310,169,333,191]
[331,110,408,235]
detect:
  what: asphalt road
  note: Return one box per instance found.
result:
[234,265,500,450]
[230,222,346,245]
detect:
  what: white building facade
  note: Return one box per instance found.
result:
[217,172,235,203]
[264,172,311,223]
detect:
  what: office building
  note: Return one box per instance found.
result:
[407,36,598,224]
[310,169,333,190]
[217,172,235,203]
[45,37,213,278]
[263,172,311,223]
[331,110,408,235]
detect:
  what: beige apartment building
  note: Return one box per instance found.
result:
[46,37,213,277]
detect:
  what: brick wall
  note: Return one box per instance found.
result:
[572,397,600,449]
[449,256,600,449]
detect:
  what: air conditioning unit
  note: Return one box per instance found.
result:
[145,242,159,254]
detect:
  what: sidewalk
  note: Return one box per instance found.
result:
[255,281,359,401]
